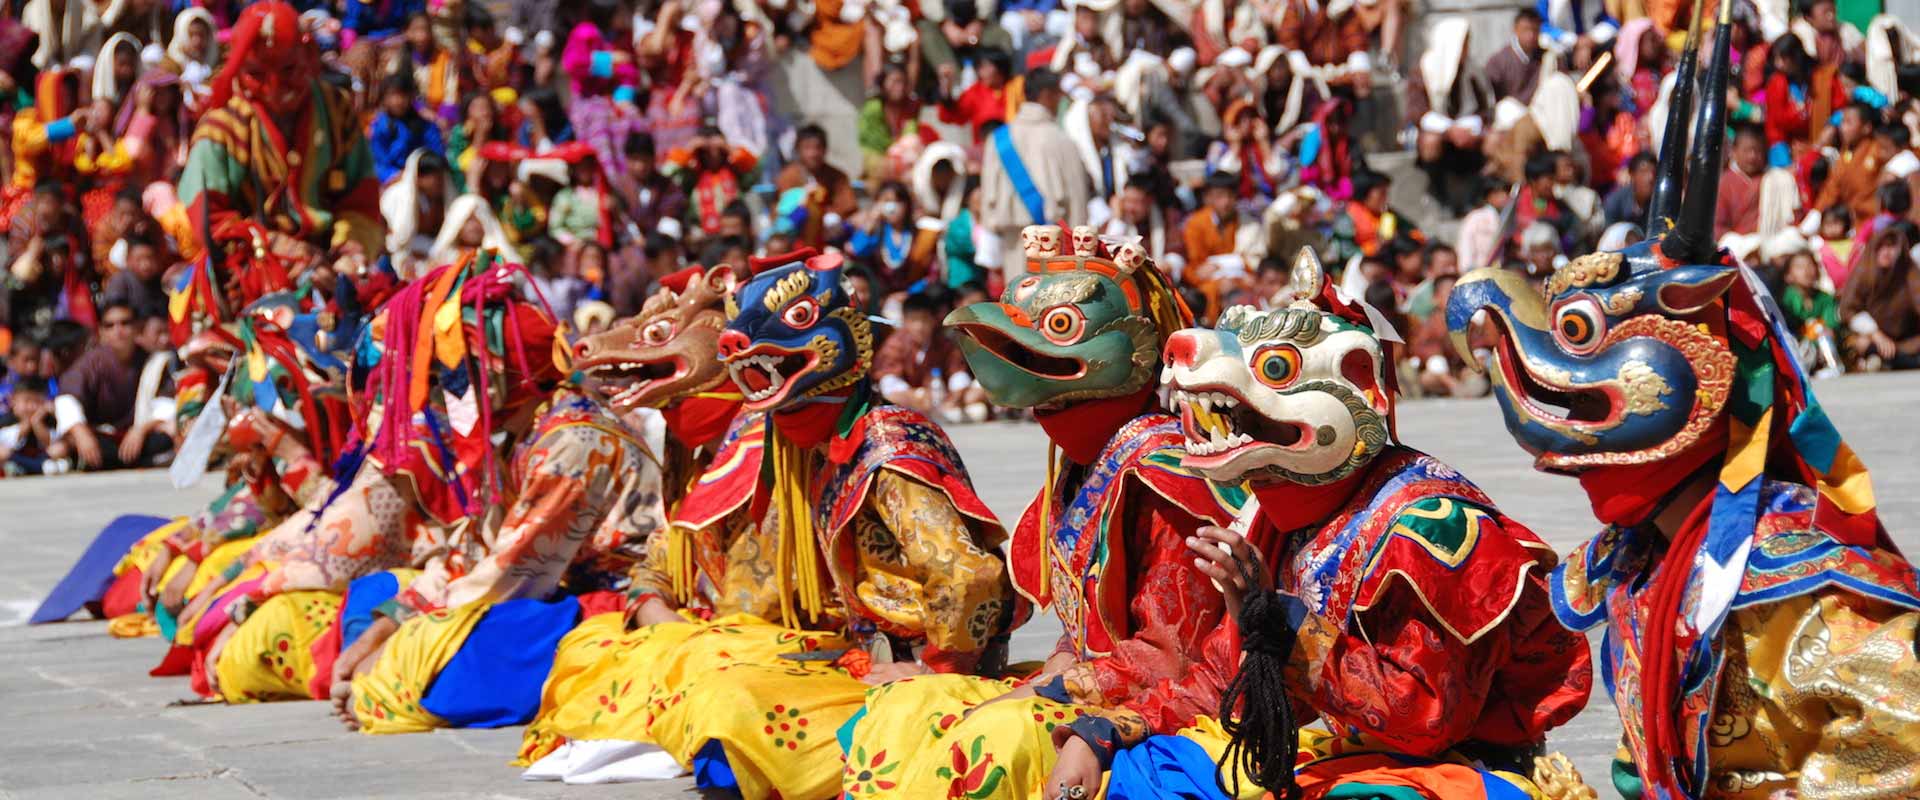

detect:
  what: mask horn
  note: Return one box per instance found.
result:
[1646,0,1706,234]
[1662,0,1735,264]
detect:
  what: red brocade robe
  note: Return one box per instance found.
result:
[1012,414,1244,727]
[1067,447,1591,764]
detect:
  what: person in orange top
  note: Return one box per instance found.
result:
[1182,171,1253,319]
[1814,102,1884,222]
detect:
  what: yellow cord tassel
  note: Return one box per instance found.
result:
[1037,444,1060,601]
[770,431,827,628]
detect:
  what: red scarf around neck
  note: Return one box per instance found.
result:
[661,393,743,450]
[1033,387,1158,465]
[1247,458,1375,534]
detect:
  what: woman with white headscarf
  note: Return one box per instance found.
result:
[90,32,141,108]
[380,150,456,278]
[1406,16,1494,214]
[429,194,516,267]
[162,7,218,105]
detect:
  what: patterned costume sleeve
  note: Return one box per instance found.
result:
[627,515,680,607]
[1715,591,1920,797]
[1053,610,1246,767]
[177,128,247,247]
[1051,489,1226,708]
[398,424,628,614]
[866,471,1010,674]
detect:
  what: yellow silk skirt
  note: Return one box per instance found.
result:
[841,673,1086,800]
[649,658,869,800]
[517,613,848,766]
[213,590,342,703]
[104,519,190,638]
[349,602,490,734]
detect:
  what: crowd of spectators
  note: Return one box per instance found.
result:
[2,0,1919,477]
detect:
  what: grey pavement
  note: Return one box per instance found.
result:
[3,372,1916,798]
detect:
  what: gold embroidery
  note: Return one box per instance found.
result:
[1545,252,1625,297]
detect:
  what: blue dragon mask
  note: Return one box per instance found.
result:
[1444,0,1748,475]
[717,248,874,412]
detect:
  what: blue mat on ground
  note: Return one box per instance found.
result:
[419,596,581,728]
[337,572,404,653]
[30,515,171,624]
[1106,734,1234,800]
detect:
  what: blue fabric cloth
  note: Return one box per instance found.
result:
[341,0,423,37]
[418,596,581,728]
[337,572,404,652]
[692,739,739,790]
[1106,735,1234,800]
[30,515,170,624]
[367,112,446,183]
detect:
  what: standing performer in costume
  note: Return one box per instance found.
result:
[174,1,384,339]
[1446,2,1920,796]
[840,223,1243,799]
[1132,248,1592,800]
[639,248,1016,800]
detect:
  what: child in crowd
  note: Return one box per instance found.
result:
[1781,249,1845,376]
[871,293,989,423]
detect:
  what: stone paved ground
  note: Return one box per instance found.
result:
[3,372,1915,799]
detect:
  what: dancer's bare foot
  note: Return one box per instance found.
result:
[330,678,360,731]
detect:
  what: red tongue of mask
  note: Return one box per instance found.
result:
[1033,387,1158,464]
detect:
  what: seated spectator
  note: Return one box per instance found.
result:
[368,75,447,184]
[940,178,996,292]
[621,133,688,240]
[53,302,171,471]
[1712,123,1769,239]
[532,240,594,329]
[0,376,61,475]
[1407,16,1493,215]
[550,152,613,247]
[1579,79,1636,195]
[1839,220,1920,369]
[1406,272,1490,398]
[1816,204,1858,288]
[665,126,758,238]
[1605,151,1657,227]
[1329,170,1404,264]
[859,64,927,180]
[1513,153,1573,245]
[1780,247,1846,375]
[1295,99,1357,201]
[1518,220,1563,281]
[1485,9,1546,103]
[776,125,860,246]
[1457,176,1511,272]
[1102,178,1187,280]
[937,48,1015,143]
[1814,102,1887,221]
[100,231,167,313]
[1208,99,1285,207]
[872,293,989,423]
[849,181,939,293]
[1183,171,1260,318]
[1553,151,1605,243]
[1272,0,1374,77]
[0,335,42,424]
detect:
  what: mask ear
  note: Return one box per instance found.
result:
[706,264,737,295]
[1655,267,1739,315]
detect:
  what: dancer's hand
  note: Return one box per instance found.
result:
[626,595,681,629]
[1186,526,1270,620]
[861,661,931,685]
[1043,735,1100,800]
